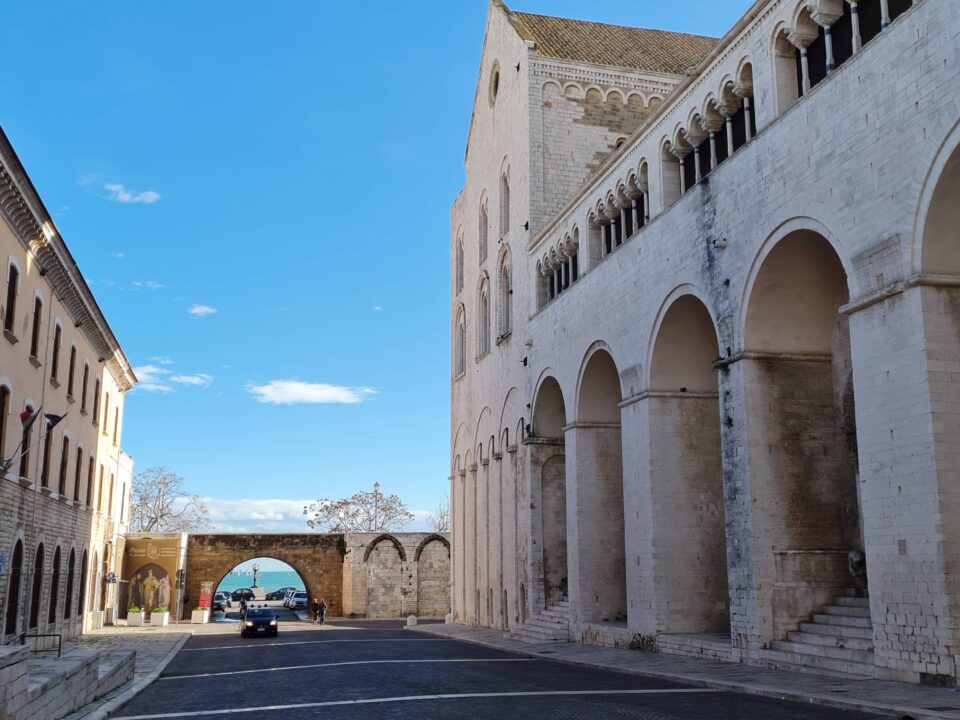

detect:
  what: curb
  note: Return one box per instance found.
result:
[70,633,192,720]
[407,625,959,720]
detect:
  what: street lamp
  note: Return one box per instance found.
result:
[373,482,380,532]
[251,563,260,589]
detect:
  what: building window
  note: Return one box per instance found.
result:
[64,549,75,619]
[478,279,490,357]
[92,379,100,423]
[497,256,512,338]
[108,473,115,517]
[40,419,53,488]
[3,263,18,334]
[19,405,33,479]
[4,540,23,635]
[67,346,77,397]
[28,543,44,629]
[74,447,83,501]
[479,203,488,263]
[47,546,61,625]
[97,465,104,512]
[57,436,69,495]
[102,393,110,434]
[455,236,464,294]
[499,174,510,238]
[113,407,119,445]
[81,364,89,413]
[0,384,9,453]
[455,307,466,377]
[85,457,94,507]
[50,324,62,381]
[29,296,43,361]
[77,550,87,616]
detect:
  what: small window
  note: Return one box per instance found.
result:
[67,346,77,396]
[455,237,464,295]
[103,392,110,433]
[58,435,69,495]
[51,324,62,380]
[3,263,18,333]
[479,204,488,264]
[113,406,119,445]
[81,364,89,412]
[29,296,43,360]
[92,379,100,422]
[19,405,33,479]
[0,385,9,452]
[499,174,510,238]
[489,62,500,106]
[74,447,83,500]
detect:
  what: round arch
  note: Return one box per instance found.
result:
[645,284,720,390]
[914,118,960,276]
[363,534,407,563]
[414,534,451,562]
[531,371,567,439]
[575,342,623,423]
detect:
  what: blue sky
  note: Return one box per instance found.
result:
[1,1,751,531]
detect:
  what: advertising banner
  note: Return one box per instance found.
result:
[199,581,213,610]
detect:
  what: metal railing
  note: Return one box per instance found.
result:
[21,632,62,657]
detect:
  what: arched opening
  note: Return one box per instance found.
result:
[4,540,23,636]
[531,377,568,608]
[208,557,307,623]
[77,550,88,617]
[575,349,627,623]
[365,537,404,618]
[415,536,450,618]
[28,543,44,629]
[660,142,682,207]
[19,404,33,480]
[744,230,863,638]
[48,546,61,625]
[921,140,960,275]
[649,296,729,635]
[99,545,109,614]
[773,27,801,115]
[64,549,75,620]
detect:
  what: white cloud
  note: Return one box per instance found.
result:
[104,183,161,204]
[204,497,434,533]
[133,364,213,393]
[130,280,166,290]
[111,252,125,259]
[187,304,218,317]
[133,364,174,393]
[372,305,383,312]
[170,373,213,388]
[149,356,175,365]
[247,380,376,405]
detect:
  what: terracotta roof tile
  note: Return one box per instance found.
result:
[510,11,717,75]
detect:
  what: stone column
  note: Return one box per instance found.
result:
[716,98,738,156]
[788,25,819,95]
[670,145,691,195]
[848,0,862,52]
[700,110,725,170]
[813,6,844,74]
[880,0,891,27]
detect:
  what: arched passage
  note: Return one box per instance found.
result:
[574,349,627,623]
[530,376,568,608]
[743,229,862,637]
[415,536,451,618]
[649,295,729,634]
[4,540,23,636]
[365,535,403,618]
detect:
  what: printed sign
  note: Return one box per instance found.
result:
[199,581,213,610]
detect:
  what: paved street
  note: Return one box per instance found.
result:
[113,618,889,720]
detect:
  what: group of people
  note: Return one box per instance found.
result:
[237,596,327,626]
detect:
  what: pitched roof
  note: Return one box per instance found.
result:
[507,10,718,75]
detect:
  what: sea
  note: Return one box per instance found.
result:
[216,571,304,594]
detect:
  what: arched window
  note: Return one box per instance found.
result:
[478,278,490,357]
[455,307,466,377]
[85,457,94,506]
[19,404,33,479]
[113,406,119,445]
[64,549,75,619]
[28,543,44,629]
[108,473,116,517]
[102,392,110,434]
[40,418,53,488]
[77,550,88,616]
[97,464,104,512]
[57,435,69,495]
[73,446,83,501]
[48,546,61,625]
[29,296,43,360]
[479,203,489,263]
[3,262,18,333]
[0,384,9,453]
[497,254,512,338]
[499,173,510,238]
[4,539,23,635]
[67,345,77,397]
[50,323,62,381]
[81,364,89,413]
[92,379,101,422]
[455,235,464,295]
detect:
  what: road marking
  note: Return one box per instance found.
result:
[181,638,453,652]
[114,688,720,719]
[163,657,534,680]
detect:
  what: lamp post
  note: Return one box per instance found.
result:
[251,563,260,589]
[373,482,380,531]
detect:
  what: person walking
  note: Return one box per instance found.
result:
[311,598,321,625]
[318,598,327,626]
[239,598,247,620]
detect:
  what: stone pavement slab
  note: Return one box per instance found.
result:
[409,623,960,720]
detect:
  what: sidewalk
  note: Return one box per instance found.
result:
[410,622,960,720]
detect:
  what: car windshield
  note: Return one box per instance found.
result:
[247,609,274,619]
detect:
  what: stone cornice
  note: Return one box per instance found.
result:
[0,129,136,392]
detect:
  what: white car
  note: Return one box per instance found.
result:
[290,592,307,610]
[283,589,298,608]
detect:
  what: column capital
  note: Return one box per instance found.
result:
[699,109,725,134]
[787,24,819,49]
[683,124,708,147]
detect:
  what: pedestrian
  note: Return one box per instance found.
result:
[311,598,321,625]
[239,598,247,620]
[318,598,327,626]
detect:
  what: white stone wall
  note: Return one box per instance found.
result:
[452,0,960,682]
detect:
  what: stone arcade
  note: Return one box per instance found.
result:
[450,0,960,683]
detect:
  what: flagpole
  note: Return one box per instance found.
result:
[0,405,42,478]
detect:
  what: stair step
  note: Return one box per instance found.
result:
[811,613,872,629]
[771,640,874,664]
[787,631,874,652]
[751,649,875,678]
[834,596,870,608]
[506,627,567,643]
[798,622,873,640]
[821,604,871,619]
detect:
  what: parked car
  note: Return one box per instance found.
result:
[265,586,297,601]
[241,608,278,638]
[213,592,231,611]
[290,591,307,610]
[231,588,255,602]
[282,589,298,607]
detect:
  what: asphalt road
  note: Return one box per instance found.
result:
[114,617,889,720]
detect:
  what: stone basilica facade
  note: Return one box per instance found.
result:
[450,0,960,683]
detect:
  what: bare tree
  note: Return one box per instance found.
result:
[303,482,414,532]
[427,493,450,532]
[129,466,209,532]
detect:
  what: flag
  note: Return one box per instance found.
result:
[44,412,67,429]
[19,408,40,435]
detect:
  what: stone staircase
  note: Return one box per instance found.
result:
[752,593,876,678]
[506,598,571,644]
